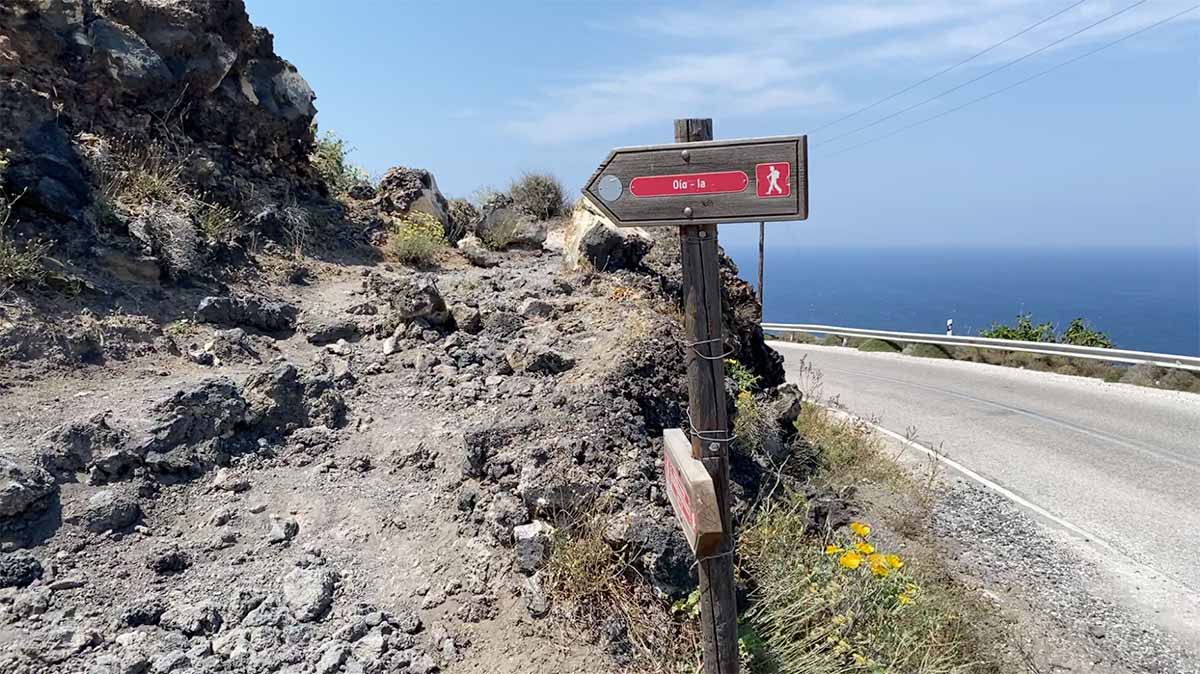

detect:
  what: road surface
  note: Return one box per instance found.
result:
[772,341,1200,639]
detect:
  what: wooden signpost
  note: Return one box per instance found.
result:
[584,120,810,674]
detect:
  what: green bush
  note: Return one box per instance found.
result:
[820,334,844,347]
[903,343,952,359]
[1060,318,1114,348]
[734,390,780,457]
[981,313,1114,348]
[726,358,761,394]
[311,130,368,197]
[981,313,1055,342]
[509,172,566,220]
[386,211,445,266]
[857,339,900,353]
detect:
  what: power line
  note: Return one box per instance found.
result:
[825,3,1200,159]
[818,0,1149,147]
[812,0,1090,134]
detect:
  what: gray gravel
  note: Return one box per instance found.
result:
[935,480,1197,674]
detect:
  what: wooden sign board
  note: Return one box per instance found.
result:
[584,135,808,227]
[663,428,723,556]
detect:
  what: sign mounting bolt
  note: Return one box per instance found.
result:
[683,206,694,218]
[681,149,691,161]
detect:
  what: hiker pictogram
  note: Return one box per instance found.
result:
[756,162,791,198]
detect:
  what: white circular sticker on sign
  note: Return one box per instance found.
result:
[598,175,622,202]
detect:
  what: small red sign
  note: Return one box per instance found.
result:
[756,162,791,198]
[664,454,696,530]
[630,171,748,198]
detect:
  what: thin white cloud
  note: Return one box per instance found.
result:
[506,0,1198,144]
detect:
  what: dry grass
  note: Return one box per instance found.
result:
[739,498,1003,674]
[544,510,700,673]
[0,188,49,286]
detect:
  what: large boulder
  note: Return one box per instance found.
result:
[476,207,546,250]
[0,457,57,519]
[564,199,652,271]
[88,18,176,97]
[196,296,298,333]
[375,167,454,241]
[241,363,347,435]
[366,274,451,328]
[66,489,141,533]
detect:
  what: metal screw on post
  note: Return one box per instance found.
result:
[674,118,739,674]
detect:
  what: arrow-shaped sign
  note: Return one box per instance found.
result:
[583,135,808,228]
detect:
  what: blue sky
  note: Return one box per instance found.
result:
[244,1,1198,249]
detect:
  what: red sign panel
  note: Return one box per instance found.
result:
[630,171,748,198]
[664,454,696,530]
[756,162,791,198]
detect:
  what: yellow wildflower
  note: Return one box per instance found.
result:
[850,521,871,537]
[838,550,863,570]
[898,593,914,606]
[853,653,868,666]
[855,542,875,554]
[886,554,904,569]
[825,545,844,555]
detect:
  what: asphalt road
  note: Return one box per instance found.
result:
[772,341,1200,635]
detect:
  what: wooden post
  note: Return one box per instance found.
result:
[757,221,765,320]
[674,118,739,674]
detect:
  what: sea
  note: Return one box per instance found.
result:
[723,246,1200,357]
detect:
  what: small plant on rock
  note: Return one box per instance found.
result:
[509,172,567,220]
[446,198,478,241]
[311,129,369,197]
[386,211,446,266]
[0,187,50,286]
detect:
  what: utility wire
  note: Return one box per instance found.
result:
[826,3,1200,159]
[818,0,1149,147]
[812,0,1090,134]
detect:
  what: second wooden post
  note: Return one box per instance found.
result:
[675,117,739,674]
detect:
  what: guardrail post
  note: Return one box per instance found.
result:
[675,117,739,674]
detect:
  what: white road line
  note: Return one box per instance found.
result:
[816,404,1199,596]
[826,404,1116,550]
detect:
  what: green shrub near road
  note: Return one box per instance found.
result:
[904,343,952,359]
[982,313,1114,348]
[857,338,900,353]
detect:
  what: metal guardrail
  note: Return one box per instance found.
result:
[761,323,1200,373]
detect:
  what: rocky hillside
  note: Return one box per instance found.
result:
[0,2,797,673]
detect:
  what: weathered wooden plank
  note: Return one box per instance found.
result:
[676,118,740,674]
[664,428,723,556]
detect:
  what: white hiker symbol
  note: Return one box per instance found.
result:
[766,164,782,195]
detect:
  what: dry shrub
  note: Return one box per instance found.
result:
[96,140,188,209]
[446,198,478,241]
[510,172,567,220]
[0,188,49,286]
[386,211,446,266]
[740,500,1000,674]
[544,511,699,672]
